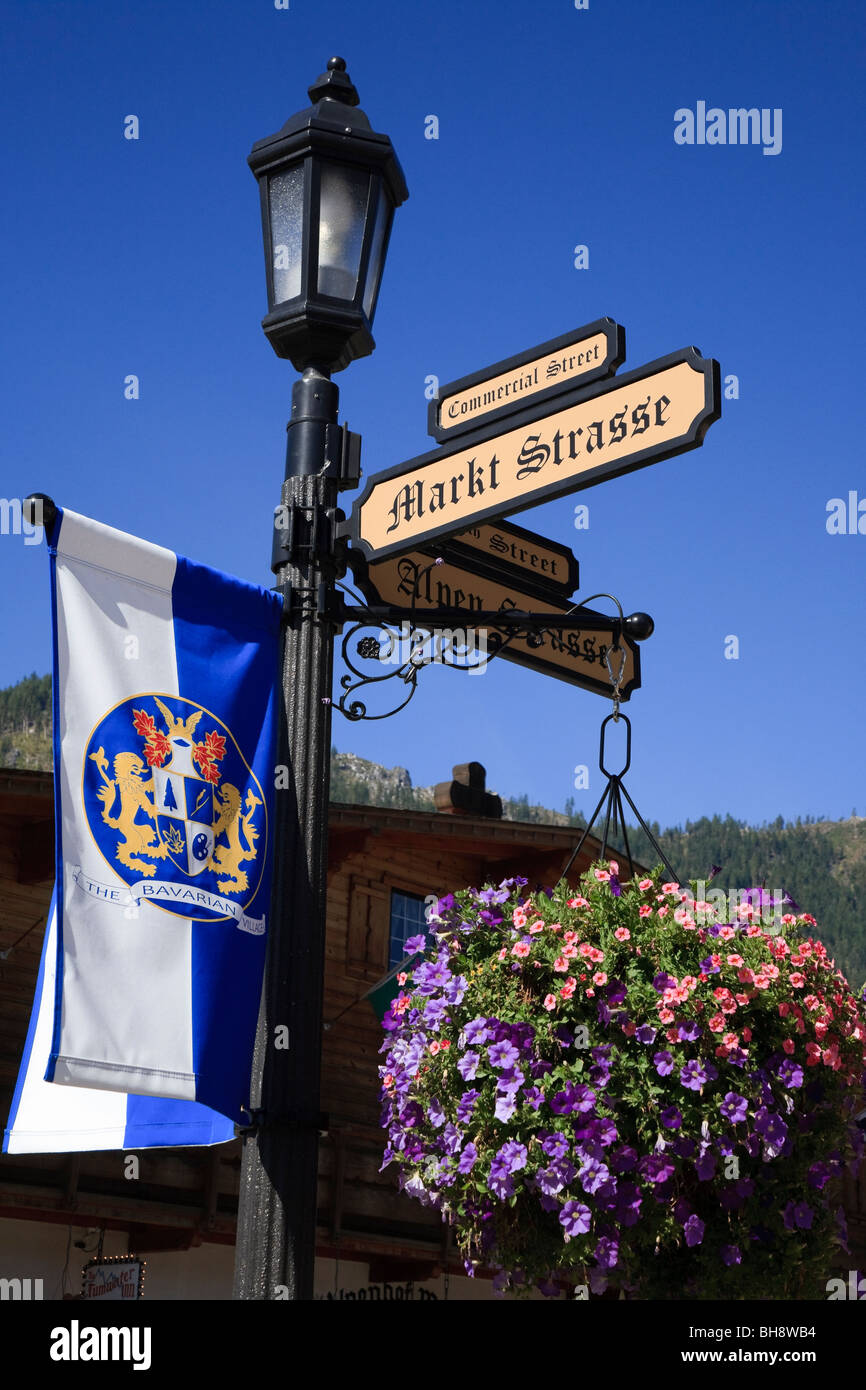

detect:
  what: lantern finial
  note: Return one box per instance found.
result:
[308,56,360,107]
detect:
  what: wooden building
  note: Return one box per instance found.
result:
[1,765,864,1300]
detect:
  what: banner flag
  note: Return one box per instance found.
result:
[4,507,282,1150]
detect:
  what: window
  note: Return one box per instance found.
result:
[388,890,429,969]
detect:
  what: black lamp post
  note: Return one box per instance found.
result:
[232,58,407,1301]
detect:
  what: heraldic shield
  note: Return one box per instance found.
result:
[83,693,268,922]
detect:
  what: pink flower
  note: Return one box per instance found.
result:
[661,882,681,895]
[429,1041,440,1055]
[512,941,530,958]
[753,974,770,990]
[789,972,805,988]
[588,947,605,964]
[737,967,754,984]
[782,1038,795,1054]
[723,1032,739,1048]
[546,921,562,933]
[615,927,631,940]
[562,945,578,959]
[639,878,653,891]
[718,925,735,940]
[726,954,744,967]
[593,971,608,986]
[578,942,593,957]
[512,910,527,928]
[568,896,589,908]
[708,1013,726,1033]
[498,947,507,961]
[814,1021,829,1041]
[657,905,669,918]
[528,921,545,934]
[543,994,557,1011]
[622,1020,637,1036]
[608,860,620,874]
[658,1007,675,1024]
[585,988,595,998]
[681,975,698,992]
[741,1027,752,1042]
[560,980,576,999]
[745,924,763,937]
[594,869,611,882]
[554,956,569,973]
[639,905,652,918]
[397,972,408,986]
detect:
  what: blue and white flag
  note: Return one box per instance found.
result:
[4,508,282,1151]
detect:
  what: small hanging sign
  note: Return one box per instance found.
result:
[81,1255,146,1301]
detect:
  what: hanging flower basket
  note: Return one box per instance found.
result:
[378,865,866,1299]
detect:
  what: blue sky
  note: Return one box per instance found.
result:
[1,0,864,830]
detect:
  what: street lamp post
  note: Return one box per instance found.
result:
[232,58,407,1301]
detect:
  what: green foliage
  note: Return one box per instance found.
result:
[0,672,51,733]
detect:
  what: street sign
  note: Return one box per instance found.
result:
[348,347,720,562]
[354,548,640,698]
[428,318,625,443]
[423,518,580,599]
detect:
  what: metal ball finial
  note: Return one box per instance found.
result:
[327,57,346,71]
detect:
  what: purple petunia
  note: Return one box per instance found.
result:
[776,1058,804,1090]
[721,1244,741,1267]
[683,1214,705,1247]
[551,1082,596,1115]
[559,1200,592,1237]
[522,1085,544,1110]
[653,972,676,993]
[578,1158,611,1195]
[457,1141,478,1174]
[494,1093,517,1122]
[542,1132,570,1160]
[661,1106,682,1130]
[427,1097,446,1128]
[754,1107,788,1153]
[680,1059,709,1091]
[404,934,426,955]
[719,1091,748,1123]
[498,1140,528,1174]
[456,1089,480,1123]
[595,1235,619,1268]
[640,1154,676,1184]
[635,1025,657,1045]
[678,1020,701,1042]
[488,1040,520,1070]
[653,1050,674,1076]
[457,1050,480,1081]
[463,1017,492,1047]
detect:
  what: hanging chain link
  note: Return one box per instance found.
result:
[604,642,627,721]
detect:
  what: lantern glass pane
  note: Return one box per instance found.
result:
[317,162,370,302]
[362,189,393,320]
[268,166,304,305]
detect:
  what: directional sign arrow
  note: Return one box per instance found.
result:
[353,548,641,698]
[347,347,720,562]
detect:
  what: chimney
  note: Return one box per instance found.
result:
[433,762,502,818]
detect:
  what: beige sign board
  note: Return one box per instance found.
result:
[437,331,609,435]
[364,550,638,696]
[352,349,719,561]
[441,522,577,592]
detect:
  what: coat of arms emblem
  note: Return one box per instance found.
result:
[83,694,267,922]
